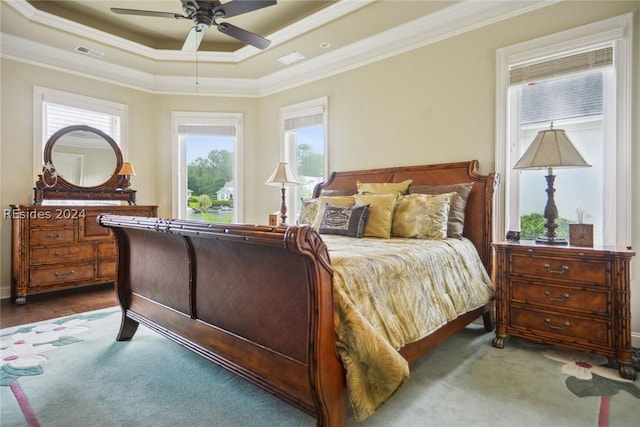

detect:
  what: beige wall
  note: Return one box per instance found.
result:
[2,1,639,342]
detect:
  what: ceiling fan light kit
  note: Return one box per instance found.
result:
[111,0,277,51]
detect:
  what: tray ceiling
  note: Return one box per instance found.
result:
[1,0,553,95]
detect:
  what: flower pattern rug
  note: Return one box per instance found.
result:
[1,309,639,427]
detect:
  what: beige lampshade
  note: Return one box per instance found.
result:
[118,162,136,176]
[265,162,300,186]
[514,124,591,170]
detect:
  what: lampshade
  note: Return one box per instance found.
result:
[265,162,300,186]
[118,162,136,176]
[513,124,591,170]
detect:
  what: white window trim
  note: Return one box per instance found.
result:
[279,96,329,216]
[279,96,328,166]
[33,86,128,181]
[171,111,244,222]
[495,13,633,246]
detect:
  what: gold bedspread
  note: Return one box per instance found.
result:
[323,236,495,420]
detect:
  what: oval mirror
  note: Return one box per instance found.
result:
[50,129,118,186]
[43,125,122,189]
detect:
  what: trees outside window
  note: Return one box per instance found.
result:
[172,112,243,223]
[280,97,328,220]
[496,14,632,247]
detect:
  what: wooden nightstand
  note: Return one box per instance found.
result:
[492,241,636,380]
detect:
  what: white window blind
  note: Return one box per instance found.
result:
[177,124,236,136]
[509,46,613,85]
[44,102,121,142]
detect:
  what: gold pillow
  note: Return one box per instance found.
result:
[392,192,456,239]
[354,193,398,238]
[356,179,412,196]
[312,195,356,228]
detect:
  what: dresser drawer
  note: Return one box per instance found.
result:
[30,244,95,265]
[97,241,117,259]
[509,253,608,286]
[30,215,76,228]
[30,228,76,245]
[511,280,609,316]
[30,263,95,286]
[97,261,116,279]
[510,306,611,347]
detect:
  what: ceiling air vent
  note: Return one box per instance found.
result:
[277,51,306,65]
[74,46,104,58]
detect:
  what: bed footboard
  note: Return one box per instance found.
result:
[98,216,347,426]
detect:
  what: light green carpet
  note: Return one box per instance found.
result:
[1,308,639,426]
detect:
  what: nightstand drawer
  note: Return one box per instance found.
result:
[509,253,608,286]
[510,307,611,347]
[511,280,609,316]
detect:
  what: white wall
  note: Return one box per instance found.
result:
[2,1,639,344]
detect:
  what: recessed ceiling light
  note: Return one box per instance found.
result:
[319,42,331,49]
[74,45,104,58]
[276,51,306,65]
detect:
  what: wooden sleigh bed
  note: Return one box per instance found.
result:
[98,160,499,426]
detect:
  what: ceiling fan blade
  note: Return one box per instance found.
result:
[217,22,271,49]
[111,8,188,19]
[215,0,277,19]
[182,27,206,51]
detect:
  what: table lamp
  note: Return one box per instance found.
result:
[513,123,591,244]
[265,162,300,226]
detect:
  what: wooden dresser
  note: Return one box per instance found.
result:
[10,204,158,304]
[492,241,635,380]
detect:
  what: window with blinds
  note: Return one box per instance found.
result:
[280,98,328,220]
[44,102,121,142]
[34,87,128,181]
[497,13,633,247]
[172,112,243,223]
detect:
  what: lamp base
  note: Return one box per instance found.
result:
[535,236,568,245]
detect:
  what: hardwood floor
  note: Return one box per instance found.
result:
[0,284,118,329]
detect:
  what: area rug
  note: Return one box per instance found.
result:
[1,308,639,427]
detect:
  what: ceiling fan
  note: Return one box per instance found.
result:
[111,0,277,51]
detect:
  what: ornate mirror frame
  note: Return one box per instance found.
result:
[34,125,136,205]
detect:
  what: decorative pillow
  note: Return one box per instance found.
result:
[312,195,356,229]
[318,204,370,238]
[297,198,318,226]
[392,193,456,239]
[319,189,355,197]
[409,182,474,238]
[354,193,398,238]
[356,179,412,196]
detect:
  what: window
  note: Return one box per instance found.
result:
[496,14,632,247]
[171,112,243,223]
[33,87,127,179]
[279,97,328,219]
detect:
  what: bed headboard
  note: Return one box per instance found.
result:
[313,160,499,272]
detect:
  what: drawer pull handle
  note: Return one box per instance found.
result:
[54,270,75,279]
[545,319,570,330]
[54,251,75,258]
[543,264,569,275]
[544,291,570,302]
[45,233,63,240]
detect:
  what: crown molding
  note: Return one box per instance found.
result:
[1,1,554,97]
[259,0,556,95]
[0,33,261,96]
[4,0,372,63]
